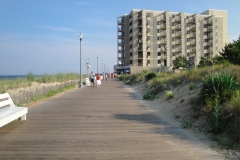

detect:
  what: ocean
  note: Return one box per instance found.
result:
[0,75,27,80]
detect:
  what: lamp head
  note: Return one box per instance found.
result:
[79,33,83,40]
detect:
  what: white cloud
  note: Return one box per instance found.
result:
[37,25,75,32]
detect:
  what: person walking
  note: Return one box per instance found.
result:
[90,72,95,87]
[96,73,101,88]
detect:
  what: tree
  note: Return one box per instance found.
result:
[219,36,240,65]
[173,56,188,69]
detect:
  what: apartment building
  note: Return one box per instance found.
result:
[116,9,228,74]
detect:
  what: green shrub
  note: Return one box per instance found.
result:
[208,99,226,133]
[166,91,173,100]
[143,92,158,100]
[145,72,156,81]
[189,83,195,90]
[200,73,237,103]
[27,72,35,82]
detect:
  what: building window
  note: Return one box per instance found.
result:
[147,36,150,41]
[147,28,150,33]
[147,13,151,17]
[130,52,132,57]
[130,29,132,34]
[157,21,160,25]
[172,52,175,56]
[172,22,175,26]
[147,52,150,56]
[187,31,190,34]
[130,36,132,41]
[129,21,132,26]
[130,44,132,49]
[187,38,190,42]
[130,60,132,64]
[187,45,190,49]
[158,44,161,48]
[158,52,161,56]
[158,60,161,64]
[157,36,161,40]
[147,20,150,25]
[172,45,175,49]
[172,37,175,41]
[157,29,160,33]
[172,30,175,34]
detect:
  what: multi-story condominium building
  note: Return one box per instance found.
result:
[116,9,228,74]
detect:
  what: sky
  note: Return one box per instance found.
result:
[0,0,239,75]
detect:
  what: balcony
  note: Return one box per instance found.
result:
[118,41,124,45]
[189,25,196,30]
[175,39,181,44]
[137,15,142,20]
[158,15,166,22]
[189,47,196,52]
[174,47,182,52]
[138,23,142,28]
[118,27,124,32]
[118,49,124,53]
[189,33,196,38]
[118,35,124,39]
[138,39,142,43]
[188,18,195,23]
[138,54,143,59]
[207,48,213,53]
[159,24,166,29]
[205,19,212,25]
[175,17,181,22]
[138,47,143,51]
[207,34,213,39]
[175,24,181,30]
[190,40,196,45]
[207,26,213,31]
[118,20,124,25]
[160,39,166,44]
[159,31,166,36]
[175,31,181,37]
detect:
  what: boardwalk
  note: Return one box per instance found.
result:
[0,78,224,160]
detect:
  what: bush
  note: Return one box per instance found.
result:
[200,73,237,104]
[143,92,158,100]
[166,91,173,100]
[145,72,156,81]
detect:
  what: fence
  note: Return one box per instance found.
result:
[8,80,78,105]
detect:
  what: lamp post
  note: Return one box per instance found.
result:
[97,55,98,73]
[79,33,83,88]
[86,59,90,76]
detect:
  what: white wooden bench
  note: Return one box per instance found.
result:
[0,93,28,127]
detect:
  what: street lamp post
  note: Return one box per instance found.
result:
[79,33,83,88]
[97,55,98,73]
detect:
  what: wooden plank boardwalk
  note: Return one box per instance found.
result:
[0,78,224,160]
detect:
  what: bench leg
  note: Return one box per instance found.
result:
[18,115,26,121]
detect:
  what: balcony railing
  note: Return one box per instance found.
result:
[158,15,166,21]
[190,40,196,45]
[159,31,166,36]
[118,42,124,45]
[189,25,196,30]
[118,49,124,53]
[205,19,212,24]
[138,47,143,50]
[159,24,166,28]
[160,39,166,44]
[175,32,181,37]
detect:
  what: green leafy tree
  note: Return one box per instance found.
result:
[197,57,212,68]
[219,36,240,65]
[173,56,188,69]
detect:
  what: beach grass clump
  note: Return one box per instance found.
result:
[165,90,173,100]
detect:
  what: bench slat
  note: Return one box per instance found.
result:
[0,99,15,108]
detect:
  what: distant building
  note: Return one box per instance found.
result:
[116,9,228,74]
